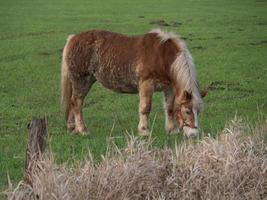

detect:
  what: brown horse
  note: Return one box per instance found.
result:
[61,29,206,137]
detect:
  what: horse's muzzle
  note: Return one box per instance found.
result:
[182,126,199,137]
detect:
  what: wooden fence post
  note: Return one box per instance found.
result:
[24,117,48,185]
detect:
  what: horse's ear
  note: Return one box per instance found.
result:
[200,90,208,98]
[183,91,192,100]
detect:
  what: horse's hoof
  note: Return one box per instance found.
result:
[72,127,90,135]
[67,123,75,132]
[166,127,180,135]
[138,127,150,136]
[80,129,90,135]
[67,127,75,133]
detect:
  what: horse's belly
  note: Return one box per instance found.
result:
[94,65,138,93]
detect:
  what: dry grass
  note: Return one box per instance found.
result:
[6,118,267,200]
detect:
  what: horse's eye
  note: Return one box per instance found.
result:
[186,110,191,115]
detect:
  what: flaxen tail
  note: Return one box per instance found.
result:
[61,35,74,122]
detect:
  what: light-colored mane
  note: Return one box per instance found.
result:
[150,29,203,109]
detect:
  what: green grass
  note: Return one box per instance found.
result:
[0,0,267,195]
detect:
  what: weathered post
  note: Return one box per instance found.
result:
[24,117,48,185]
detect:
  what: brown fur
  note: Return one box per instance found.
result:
[66,30,178,93]
[60,30,204,135]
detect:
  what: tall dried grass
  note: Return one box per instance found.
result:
[7,119,267,200]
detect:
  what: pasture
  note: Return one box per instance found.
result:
[0,0,267,195]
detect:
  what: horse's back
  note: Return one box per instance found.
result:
[64,30,178,93]
[66,30,141,93]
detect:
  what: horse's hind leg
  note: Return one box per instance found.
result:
[66,111,75,132]
[70,75,96,134]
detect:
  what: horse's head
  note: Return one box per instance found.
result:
[174,90,207,137]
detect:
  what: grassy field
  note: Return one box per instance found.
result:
[0,0,267,194]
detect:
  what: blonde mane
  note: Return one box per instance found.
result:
[150,29,203,108]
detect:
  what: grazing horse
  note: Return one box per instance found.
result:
[61,29,206,137]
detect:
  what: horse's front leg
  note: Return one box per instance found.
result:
[138,80,154,136]
[163,88,180,135]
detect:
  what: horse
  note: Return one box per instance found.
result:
[60,29,207,137]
